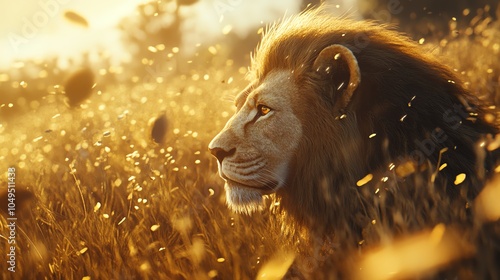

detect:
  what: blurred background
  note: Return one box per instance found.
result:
[1,0,499,118]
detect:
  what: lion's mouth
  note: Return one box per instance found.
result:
[224,178,279,194]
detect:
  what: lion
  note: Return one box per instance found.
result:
[208,7,499,273]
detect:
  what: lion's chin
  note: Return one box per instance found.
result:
[224,183,266,215]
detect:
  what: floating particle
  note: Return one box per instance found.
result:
[64,10,89,27]
[222,25,232,35]
[78,247,88,255]
[147,46,157,53]
[484,113,496,124]
[408,96,416,107]
[217,258,225,263]
[208,270,218,278]
[388,163,395,170]
[454,173,466,185]
[356,224,474,280]
[474,175,500,221]
[369,133,376,139]
[178,0,198,6]
[93,202,101,212]
[139,262,150,272]
[430,223,446,244]
[190,238,206,264]
[0,188,35,215]
[42,144,52,153]
[172,216,192,233]
[256,250,295,279]
[356,174,373,187]
[439,163,448,171]
[208,46,217,55]
[150,224,160,232]
[155,44,165,51]
[65,68,95,107]
[150,113,168,144]
[395,161,416,177]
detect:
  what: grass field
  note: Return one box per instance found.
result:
[0,52,286,279]
[1,8,500,280]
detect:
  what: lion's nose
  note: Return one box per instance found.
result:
[209,147,236,163]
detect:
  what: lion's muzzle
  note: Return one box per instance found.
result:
[209,146,236,164]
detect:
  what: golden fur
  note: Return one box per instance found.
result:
[209,8,499,272]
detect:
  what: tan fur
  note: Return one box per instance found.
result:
[209,71,303,214]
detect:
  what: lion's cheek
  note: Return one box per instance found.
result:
[256,115,302,172]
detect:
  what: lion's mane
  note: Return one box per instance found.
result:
[249,8,499,241]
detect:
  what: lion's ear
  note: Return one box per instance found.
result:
[313,44,361,110]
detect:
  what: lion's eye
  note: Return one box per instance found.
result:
[257,104,272,116]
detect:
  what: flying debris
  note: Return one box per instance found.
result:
[64,68,95,107]
[63,11,89,27]
[0,188,35,216]
[177,0,199,6]
[150,113,169,144]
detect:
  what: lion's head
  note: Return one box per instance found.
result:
[209,8,499,233]
[208,70,303,214]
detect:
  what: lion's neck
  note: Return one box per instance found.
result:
[275,115,369,241]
